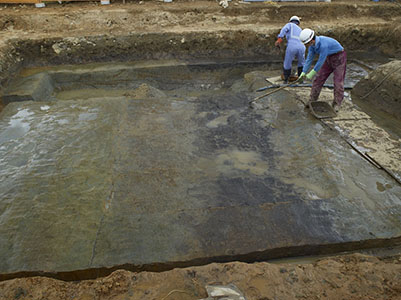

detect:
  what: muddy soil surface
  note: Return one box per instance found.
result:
[0,0,401,299]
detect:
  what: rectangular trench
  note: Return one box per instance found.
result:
[0,32,401,282]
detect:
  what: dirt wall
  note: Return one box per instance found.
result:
[0,24,398,88]
[0,0,400,90]
[352,60,401,119]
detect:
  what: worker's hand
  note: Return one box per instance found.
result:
[275,38,282,48]
[306,70,317,80]
[298,72,306,82]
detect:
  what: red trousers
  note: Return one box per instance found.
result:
[310,51,347,105]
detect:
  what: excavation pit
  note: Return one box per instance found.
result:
[1,55,401,281]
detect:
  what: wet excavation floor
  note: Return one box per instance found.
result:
[0,58,401,281]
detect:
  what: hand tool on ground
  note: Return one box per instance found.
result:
[256,83,354,92]
[308,101,337,119]
[248,77,302,108]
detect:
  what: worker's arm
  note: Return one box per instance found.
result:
[312,44,329,73]
[302,46,316,74]
[275,23,290,46]
[275,38,283,47]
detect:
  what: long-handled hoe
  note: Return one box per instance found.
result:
[249,78,301,108]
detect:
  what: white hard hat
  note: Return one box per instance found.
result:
[300,28,315,44]
[289,16,300,23]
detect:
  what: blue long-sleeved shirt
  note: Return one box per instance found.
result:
[277,22,303,46]
[303,36,344,73]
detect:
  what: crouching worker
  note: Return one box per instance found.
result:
[298,28,347,112]
[275,16,306,83]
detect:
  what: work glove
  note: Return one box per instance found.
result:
[298,72,306,82]
[275,38,282,48]
[306,70,317,80]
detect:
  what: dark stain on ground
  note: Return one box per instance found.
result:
[187,90,341,257]
[194,92,276,154]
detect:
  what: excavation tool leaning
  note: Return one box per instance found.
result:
[249,78,301,108]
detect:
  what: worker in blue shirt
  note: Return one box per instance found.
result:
[275,16,306,84]
[299,28,347,112]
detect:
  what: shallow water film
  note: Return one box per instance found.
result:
[0,61,400,277]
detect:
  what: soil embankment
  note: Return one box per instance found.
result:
[1,254,401,300]
[352,60,401,119]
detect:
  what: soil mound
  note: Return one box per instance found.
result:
[352,60,401,119]
[124,83,166,99]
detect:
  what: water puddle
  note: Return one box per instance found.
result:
[0,108,33,144]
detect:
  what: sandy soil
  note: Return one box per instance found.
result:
[1,253,401,300]
[0,0,401,299]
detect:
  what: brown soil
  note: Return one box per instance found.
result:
[0,0,400,88]
[0,0,401,299]
[352,60,401,119]
[1,254,401,300]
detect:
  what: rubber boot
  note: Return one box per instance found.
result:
[283,68,291,84]
[298,66,303,76]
